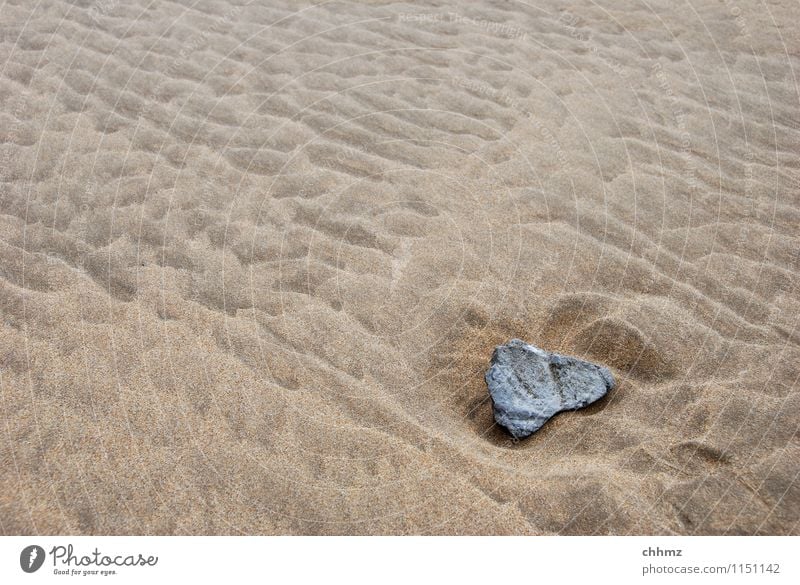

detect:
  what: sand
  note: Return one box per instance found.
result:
[1,0,798,535]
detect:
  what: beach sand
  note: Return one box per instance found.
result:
[1,0,798,534]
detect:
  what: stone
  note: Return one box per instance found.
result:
[485,339,614,439]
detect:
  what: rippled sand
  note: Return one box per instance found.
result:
[1,0,798,534]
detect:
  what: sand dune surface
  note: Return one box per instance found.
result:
[1,0,798,534]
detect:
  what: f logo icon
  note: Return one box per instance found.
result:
[20,545,45,573]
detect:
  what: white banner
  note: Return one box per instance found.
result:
[1,536,796,584]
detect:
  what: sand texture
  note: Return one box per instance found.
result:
[1,0,798,535]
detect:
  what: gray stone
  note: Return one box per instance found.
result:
[485,339,614,439]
